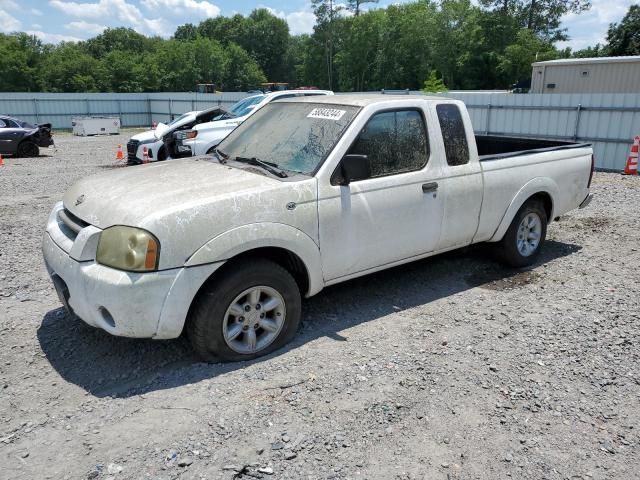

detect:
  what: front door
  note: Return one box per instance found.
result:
[318,108,444,281]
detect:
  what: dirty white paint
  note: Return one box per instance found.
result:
[43,95,592,340]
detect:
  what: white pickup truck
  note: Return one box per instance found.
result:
[43,95,594,362]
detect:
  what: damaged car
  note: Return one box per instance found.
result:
[0,115,54,157]
[127,95,265,164]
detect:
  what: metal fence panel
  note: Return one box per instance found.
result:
[2,91,639,169]
[0,92,249,130]
[438,92,640,170]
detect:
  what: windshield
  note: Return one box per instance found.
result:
[216,102,359,175]
[166,112,193,127]
[228,95,265,117]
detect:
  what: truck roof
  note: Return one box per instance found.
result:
[274,94,452,107]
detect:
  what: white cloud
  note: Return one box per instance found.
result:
[49,0,142,24]
[0,9,21,32]
[286,10,315,35]
[258,5,316,35]
[558,0,634,50]
[65,20,108,35]
[141,17,171,36]
[49,0,176,38]
[0,0,18,11]
[140,0,220,18]
[25,30,83,43]
[31,7,43,15]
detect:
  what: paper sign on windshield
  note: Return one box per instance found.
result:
[307,108,346,121]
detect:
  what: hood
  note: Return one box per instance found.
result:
[63,159,318,269]
[153,122,170,138]
[64,158,281,230]
[130,130,157,142]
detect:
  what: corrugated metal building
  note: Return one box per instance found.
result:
[530,56,640,94]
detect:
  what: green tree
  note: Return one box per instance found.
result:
[84,27,158,58]
[242,9,290,81]
[40,42,102,92]
[335,10,385,91]
[480,0,591,40]
[422,70,448,92]
[346,0,378,16]
[174,23,198,41]
[152,38,227,91]
[497,28,557,85]
[312,0,345,89]
[223,43,267,90]
[0,33,46,91]
[606,4,640,55]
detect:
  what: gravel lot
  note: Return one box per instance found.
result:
[0,130,639,480]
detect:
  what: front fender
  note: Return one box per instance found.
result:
[185,222,325,296]
[489,177,558,242]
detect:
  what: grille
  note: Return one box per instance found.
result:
[127,140,140,161]
[58,208,89,241]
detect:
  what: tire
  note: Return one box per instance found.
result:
[187,259,302,362]
[17,141,39,158]
[496,199,547,267]
[157,147,167,161]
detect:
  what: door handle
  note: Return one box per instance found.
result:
[422,182,438,193]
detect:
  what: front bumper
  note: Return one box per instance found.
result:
[174,137,193,155]
[42,202,222,339]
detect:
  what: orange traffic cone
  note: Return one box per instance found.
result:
[623,136,639,175]
[143,146,149,164]
[0,154,4,166]
[116,144,124,161]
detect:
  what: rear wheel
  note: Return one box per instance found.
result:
[187,259,301,362]
[496,199,547,267]
[17,141,39,158]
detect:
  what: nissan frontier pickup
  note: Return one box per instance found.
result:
[43,95,594,361]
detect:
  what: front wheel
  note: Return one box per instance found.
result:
[187,259,301,362]
[156,147,167,161]
[496,199,547,267]
[17,141,39,158]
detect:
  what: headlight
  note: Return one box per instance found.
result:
[96,226,160,272]
[176,130,197,140]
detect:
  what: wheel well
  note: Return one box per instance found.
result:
[529,192,553,220]
[196,247,310,297]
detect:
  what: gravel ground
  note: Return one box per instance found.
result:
[0,131,639,480]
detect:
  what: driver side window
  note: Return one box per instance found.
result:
[347,109,429,178]
[0,119,6,128]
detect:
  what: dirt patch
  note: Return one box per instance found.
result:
[567,215,611,231]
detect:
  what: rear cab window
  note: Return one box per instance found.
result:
[436,104,469,166]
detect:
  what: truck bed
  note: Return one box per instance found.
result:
[476,135,589,161]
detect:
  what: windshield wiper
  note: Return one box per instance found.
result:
[233,156,288,178]
[213,148,228,164]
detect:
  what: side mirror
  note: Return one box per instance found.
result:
[339,154,371,185]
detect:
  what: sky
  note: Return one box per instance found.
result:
[0,0,635,51]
